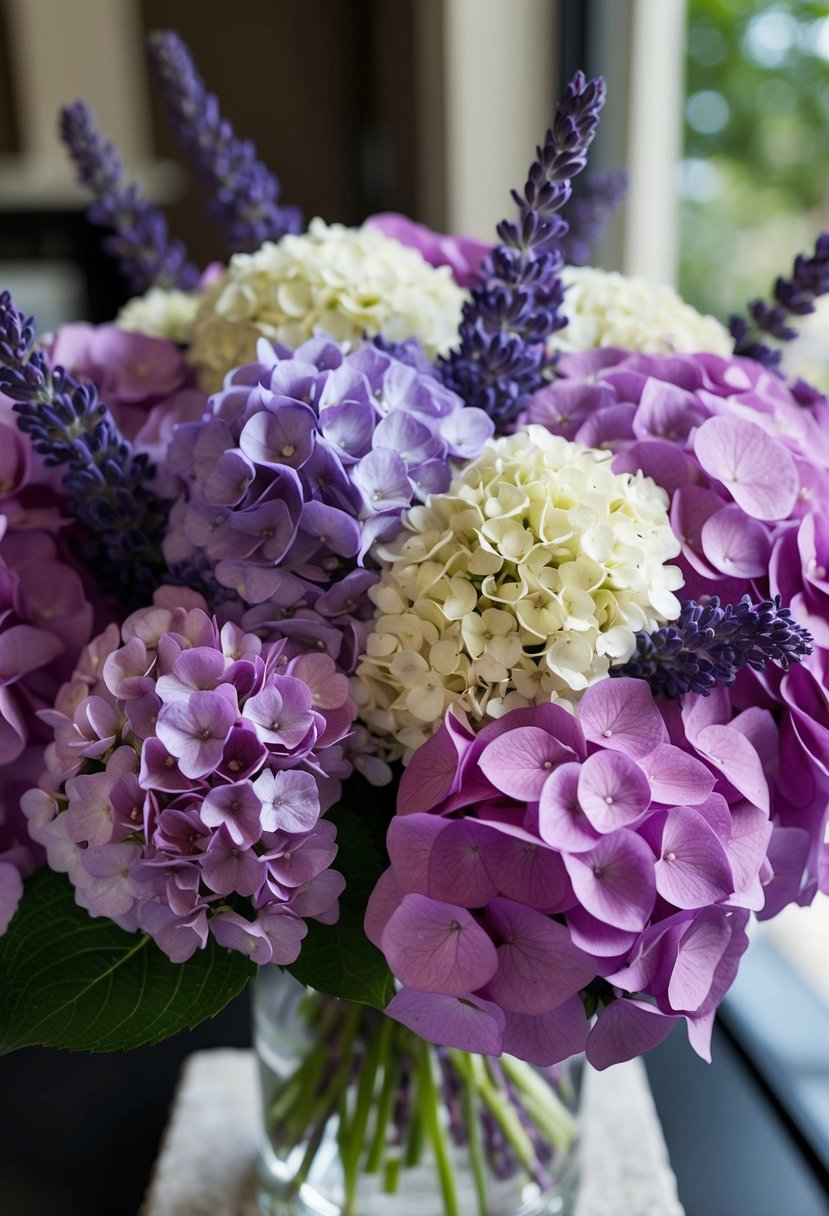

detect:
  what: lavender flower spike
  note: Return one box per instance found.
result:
[147,30,302,253]
[730,233,829,370]
[439,71,606,429]
[59,101,199,293]
[612,595,813,698]
[560,168,627,267]
[0,291,170,606]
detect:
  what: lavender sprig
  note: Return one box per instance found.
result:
[439,71,606,429]
[560,168,627,267]
[0,291,170,605]
[59,101,199,294]
[729,234,829,370]
[612,595,812,698]
[147,30,302,254]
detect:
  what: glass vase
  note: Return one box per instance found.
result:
[253,966,583,1216]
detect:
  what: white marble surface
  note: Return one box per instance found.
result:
[141,1049,684,1216]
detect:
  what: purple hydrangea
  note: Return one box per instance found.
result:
[164,336,493,671]
[23,586,367,965]
[522,348,829,917]
[366,680,778,1070]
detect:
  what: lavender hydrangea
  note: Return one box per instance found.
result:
[0,293,171,605]
[59,101,199,293]
[615,595,813,697]
[23,588,360,964]
[439,71,606,428]
[367,681,764,1070]
[163,336,493,671]
[147,30,302,253]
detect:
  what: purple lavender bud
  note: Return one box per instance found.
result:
[560,168,627,266]
[612,595,813,698]
[59,101,199,293]
[730,233,829,370]
[147,30,302,253]
[439,71,606,429]
[0,291,170,605]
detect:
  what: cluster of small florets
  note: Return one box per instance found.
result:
[164,337,493,673]
[557,266,733,358]
[355,426,682,756]
[368,679,765,1068]
[188,220,467,391]
[23,588,358,965]
[116,286,202,345]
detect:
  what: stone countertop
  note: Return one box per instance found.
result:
[141,1048,684,1216]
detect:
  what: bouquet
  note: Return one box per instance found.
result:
[1,30,827,1216]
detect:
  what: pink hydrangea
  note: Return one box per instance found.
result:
[367,680,774,1070]
[24,587,367,964]
[365,213,491,288]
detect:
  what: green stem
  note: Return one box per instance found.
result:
[340,1014,387,1214]
[459,1066,489,1216]
[450,1051,536,1172]
[287,1004,363,1200]
[404,1095,424,1168]
[500,1056,578,1151]
[364,1017,398,1174]
[418,1041,461,1216]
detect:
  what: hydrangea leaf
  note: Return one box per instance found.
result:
[0,869,254,1054]
[287,803,395,1009]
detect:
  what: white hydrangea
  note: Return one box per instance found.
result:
[557,266,733,358]
[355,425,683,757]
[187,219,466,392]
[116,287,201,345]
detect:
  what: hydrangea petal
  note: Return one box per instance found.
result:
[655,807,734,909]
[538,762,600,853]
[577,750,651,832]
[694,415,798,521]
[484,898,595,1015]
[694,724,769,813]
[501,996,589,1066]
[477,822,570,910]
[667,909,731,1012]
[700,505,771,578]
[387,813,446,894]
[578,678,667,758]
[381,893,498,995]
[386,989,505,1055]
[638,744,715,807]
[427,819,499,907]
[563,830,656,931]
[479,726,575,801]
[587,999,678,1070]
[397,721,463,814]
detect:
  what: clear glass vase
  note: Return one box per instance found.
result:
[253,967,583,1216]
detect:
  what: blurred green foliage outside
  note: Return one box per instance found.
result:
[681,0,829,321]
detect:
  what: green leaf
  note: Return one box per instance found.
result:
[0,869,254,1054]
[288,802,395,1009]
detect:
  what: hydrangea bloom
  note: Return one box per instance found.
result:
[366,682,767,1069]
[0,416,94,931]
[23,587,360,964]
[164,337,493,672]
[355,426,682,755]
[188,219,467,392]
[365,213,490,289]
[116,286,202,345]
[557,267,733,359]
[524,348,829,911]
